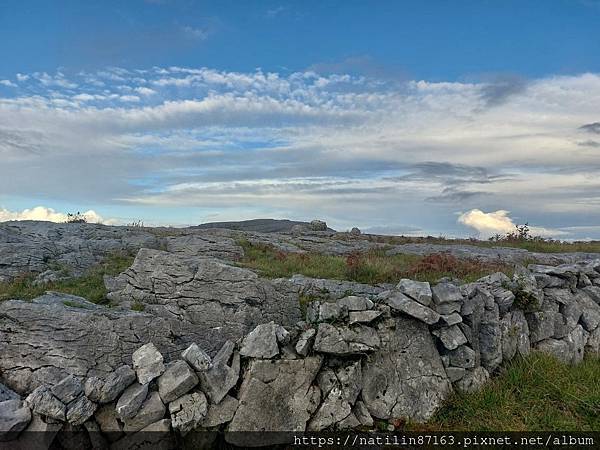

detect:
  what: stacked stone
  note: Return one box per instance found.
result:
[2,259,600,447]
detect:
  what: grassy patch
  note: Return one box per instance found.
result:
[0,252,134,304]
[237,240,511,284]
[413,354,600,431]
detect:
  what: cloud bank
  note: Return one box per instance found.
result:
[1,67,600,237]
[0,207,114,225]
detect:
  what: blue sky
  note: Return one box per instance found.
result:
[1,0,600,237]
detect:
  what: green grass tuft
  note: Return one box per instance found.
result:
[0,252,135,304]
[414,353,600,431]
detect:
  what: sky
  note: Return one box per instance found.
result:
[1,0,600,238]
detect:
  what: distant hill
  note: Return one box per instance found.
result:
[192,218,334,233]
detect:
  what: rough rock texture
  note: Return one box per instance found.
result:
[239,322,280,359]
[116,382,148,420]
[313,323,380,355]
[384,291,441,325]
[132,343,165,385]
[157,360,199,404]
[107,249,302,341]
[198,341,240,405]
[361,317,452,422]
[227,357,322,445]
[168,391,208,436]
[181,344,212,372]
[0,399,31,441]
[123,391,166,433]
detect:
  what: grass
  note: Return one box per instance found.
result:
[349,233,600,254]
[410,353,600,431]
[237,240,512,284]
[0,252,134,304]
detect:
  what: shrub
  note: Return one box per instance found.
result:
[65,212,88,224]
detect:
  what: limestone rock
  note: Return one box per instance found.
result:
[350,227,361,236]
[353,400,373,427]
[348,310,382,324]
[158,360,199,404]
[307,387,352,431]
[0,399,31,441]
[445,367,466,382]
[575,292,600,331]
[527,311,557,343]
[198,341,240,404]
[336,296,374,311]
[384,291,440,325]
[51,375,83,405]
[309,220,328,231]
[116,382,148,420]
[98,365,136,404]
[319,302,348,321]
[295,328,316,356]
[432,282,463,304]
[112,419,175,450]
[397,279,432,306]
[535,339,571,364]
[447,345,477,369]
[276,325,291,345]
[500,310,530,361]
[123,391,166,433]
[239,322,280,359]
[313,323,380,355]
[181,344,212,372]
[200,395,239,428]
[432,325,467,351]
[565,325,587,365]
[169,392,208,436]
[66,395,97,426]
[132,343,165,385]
[11,413,62,450]
[227,357,322,445]
[361,317,452,422]
[585,327,600,355]
[0,383,20,402]
[94,403,123,441]
[455,367,489,393]
[25,386,66,422]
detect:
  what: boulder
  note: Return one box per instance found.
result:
[181,343,212,372]
[527,311,558,343]
[535,339,571,364]
[66,395,97,426]
[309,220,328,231]
[98,365,136,404]
[307,387,352,431]
[0,383,20,402]
[455,367,490,393]
[157,360,199,404]
[295,328,316,356]
[361,317,452,421]
[0,399,31,441]
[575,292,600,331]
[348,310,382,324]
[500,310,530,361]
[169,392,208,436]
[384,292,440,325]
[353,400,373,427]
[565,325,587,365]
[25,386,66,422]
[200,395,239,428]
[447,345,477,369]
[123,391,166,433]
[397,279,432,306]
[336,296,374,311]
[116,382,149,420]
[132,343,165,385]
[350,227,361,236]
[94,403,123,441]
[239,322,280,359]
[227,357,322,445]
[11,413,62,450]
[432,325,468,351]
[51,376,83,405]
[432,282,463,304]
[112,419,175,450]
[198,341,240,405]
[318,303,348,321]
[313,323,380,355]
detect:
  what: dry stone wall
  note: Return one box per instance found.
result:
[2,259,600,448]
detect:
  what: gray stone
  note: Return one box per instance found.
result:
[455,367,489,393]
[583,286,600,304]
[565,325,587,365]
[336,412,361,430]
[350,227,361,236]
[83,377,103,402]
[275,325,291,345]
[295,328,316,356]
[227,357,322,445]
[397,279,433,306]
[181,344,212,372]
[319,302,348,321]
[158,360,199,404]
[99,365,136,404]
[83,420,109,450]
[336,296,374,311]
[0,383,19,402]
[25,386,66,421]
[313,323,380,355]
[585,327,600,355]
[309,220,328,231]
[447,345,477,369]
[385,291,440,325]
[535,339,571,364]
[500,310,530,361]
[445,367,466,382]
[575,292,600,331]
[361,317,452,422]
[440,313,463,326]
[200,395,238,428]
[432,282,463,304]
[116,382,148,420]
[66,395,97,426]
[132,343,165,385]
[0,399,31,441]
[527,311,557,343]
[560,300,583,331]
[112,419,175,450]
[94,403,123,441]
[478,300,502,372]
[169,392,208,436]
[348,310,382,324]
[432,325,468,350]
[123,391,166,432]
[307,387,352,431]
[353,400,373,427]
[12,413,62,450]
[51,376,83,405]
[239,322,280,359]
[198,341,240,404]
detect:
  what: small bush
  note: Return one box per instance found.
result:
[65,212,88,224]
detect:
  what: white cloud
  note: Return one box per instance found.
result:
[457,209,566,238]
[0,80,17,87]
[0,206,117,225]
